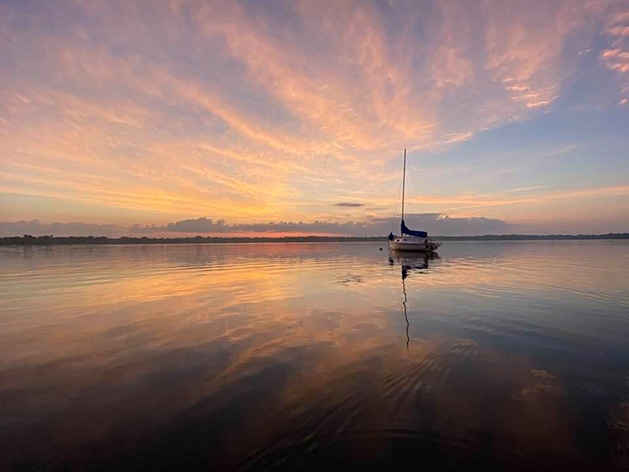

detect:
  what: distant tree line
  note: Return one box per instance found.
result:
[0,235,386,245]
[436,233,629,241]
[1,233,628,246]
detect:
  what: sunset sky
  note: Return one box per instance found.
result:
[1,0,628,236]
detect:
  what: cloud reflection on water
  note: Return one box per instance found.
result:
[0,242,628,469]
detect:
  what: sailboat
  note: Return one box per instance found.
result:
[388,149,441,253]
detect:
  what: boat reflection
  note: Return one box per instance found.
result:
[389,252,440,349]
[389,251,440,280]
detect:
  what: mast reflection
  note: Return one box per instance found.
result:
[389,252,440,348]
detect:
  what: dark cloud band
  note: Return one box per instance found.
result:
[334,202,365,207]
[1,214,511,237]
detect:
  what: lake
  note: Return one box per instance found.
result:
[1,241,629,471]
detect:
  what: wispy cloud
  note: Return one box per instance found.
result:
[0,0,627,233]
[601,9,629,104]
[440,185,629,212]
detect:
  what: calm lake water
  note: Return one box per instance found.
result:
[1,241,629,471]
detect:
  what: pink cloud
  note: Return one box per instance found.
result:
[601,8,629,103]
[0,0,627,233]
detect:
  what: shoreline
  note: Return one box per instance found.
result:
[1,233,628,246]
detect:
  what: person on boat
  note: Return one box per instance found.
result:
[388,232,395,241]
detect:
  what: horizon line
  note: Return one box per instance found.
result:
[2,233,628,245]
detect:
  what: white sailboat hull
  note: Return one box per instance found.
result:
[389,237,441,252]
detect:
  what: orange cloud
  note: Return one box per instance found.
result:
[483,0,606,109]
[0,0,627,231]
[601,9,629,103]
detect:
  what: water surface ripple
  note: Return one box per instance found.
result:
[1,241,628,470]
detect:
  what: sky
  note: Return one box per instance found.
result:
[1,0,628,237]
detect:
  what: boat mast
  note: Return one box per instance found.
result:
[401,148,406,224]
